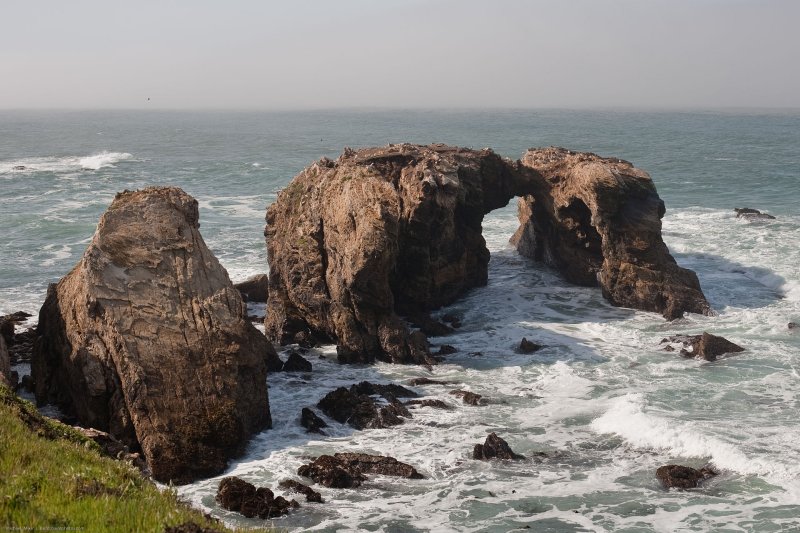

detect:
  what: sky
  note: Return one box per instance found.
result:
[1,0,798,110]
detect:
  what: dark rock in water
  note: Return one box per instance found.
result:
[297,455,367,488]
[31,187,277,484]
[234,273,269,303]
[164,522,220,533]
[278,479,323,503]
[317,385,412,430]
[300,407,328,434]
[517,337,543,354]
[735,207,776,220]
[410,314,454,337]
[216,477,298,519]
[661,332,744,361]
[406,377,451,386]
[406,398,452,410]
[449,389,485,405]
[656,464,717,489]
[788,322,798,330]
[351,381,418,399]
[436,344,458,355]
[12,165,27,171]
[282,351,312,372]
[333,452,424,479]
[473,432,524,460]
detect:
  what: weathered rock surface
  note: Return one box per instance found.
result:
[297,453,423,488]
[512,148,711,320]
[735,207,776,220]
[473,432,524,460]
[661,332,744,361]
[406,377,452,386]
[656,464,717,489]
[216,477,298,518]
[300,407,328,434]
[282,351,312,372]
[333,452,424,479]
[278,479,323,503]
[317,383,413,430]
[234,273,270,302]
[517,337,542,353]
[32,187,277,483]
[265,144,709,363]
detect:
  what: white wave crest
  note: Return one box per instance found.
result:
[592,393,797,478]
[0,151,132,174]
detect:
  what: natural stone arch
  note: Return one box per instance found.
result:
[264,144,710,364]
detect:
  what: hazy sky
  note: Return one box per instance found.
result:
[2,0,798,110]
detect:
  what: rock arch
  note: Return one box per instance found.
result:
[264,144,710,364]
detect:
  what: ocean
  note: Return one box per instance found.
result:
[1,109,798,532]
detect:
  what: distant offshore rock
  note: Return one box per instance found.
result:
[265,144,710,364]
[32,187,278,484]
[735,207,776,220]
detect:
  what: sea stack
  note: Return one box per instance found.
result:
[32,187,276,483]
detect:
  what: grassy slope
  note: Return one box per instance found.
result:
[0,385,268,533]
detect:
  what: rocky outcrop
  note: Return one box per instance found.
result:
[735,207,776,221]
[265,144,710,363]
[32,187,277,484]
[661,332,744,361]
[316,383,414,430]
[473,432,524,460]
[297,453,423,488]
[216,477,298,518]
[278,479,323,503]
[234,274,269,302]
[281,351,312,372]
[656,464,717,489]
[517,338,542,353]
[449,389,485,406]
[334,453,424,479]
[511,148,711,320]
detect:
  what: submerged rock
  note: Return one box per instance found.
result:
[278,479,324,503]
[282,351,313,372]
[656,464,717,489]
[661,332,744,361]
[406,377,452,386]
[512,148,711,320]
[436,345,458,355]
[234,273,270,302]
[300,407,328,434]
[216,477,298,518]
[333,452,424,479]
[517,337,542,354]
[473,432,524,460]
[32,187,277,483]
[449,389,485,406]
[735,207,776,220]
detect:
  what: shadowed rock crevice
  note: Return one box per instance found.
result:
[266,144,710,363]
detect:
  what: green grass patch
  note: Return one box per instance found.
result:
[0,385,272,533]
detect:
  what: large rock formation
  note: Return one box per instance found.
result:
[511,148,711,319]
[32,187,276,483]
[265,144,710,363]
[0,334,11,387]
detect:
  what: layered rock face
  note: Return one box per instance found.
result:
[266,144,710,363]
[265,144,536,363]
[32,187,275,483]
[511,148,711,319]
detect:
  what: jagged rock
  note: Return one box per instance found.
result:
[32,187,277,484]
[449,389,485,406]
[436,345,458,355]
[216,477,298,519]
[297,455,367,488]
[234,273,269,302]
[656,464,717,489]
[282,351,312,372]
[317,385,412,430]
[406,399,452,409]
[473,432,524,460]
[278,479,323,503]
[517,338,542,353]
[409,314,454,337]
[512,147,711,320]
[406,377,451,386]
[300,407,328,434]
[661,332,744,361]
[735,207,776,220]
[333,452,423,479]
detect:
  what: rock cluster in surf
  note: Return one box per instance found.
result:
[31,187,278,483]
[264,144,712,364]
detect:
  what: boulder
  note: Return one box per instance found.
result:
[317,385,412,430]
[517,337,542,353]
[661,332,744,361]
[300,407,328,434]
[735,207,776,220]
[297,455,367,488]
[473,432,524,460]
[216,477,298,518]
[656,464,717,489]
[278,479,323,503]
[32,187,277,483]
[281,351,313,372]
[511,148,711,320]
[234,273,270,302]
[406,398,452,410]
[449,389,485,406]
[406,377,452,386]
[333,452,423,479]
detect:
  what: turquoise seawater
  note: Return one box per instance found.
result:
[1,110,798,532]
